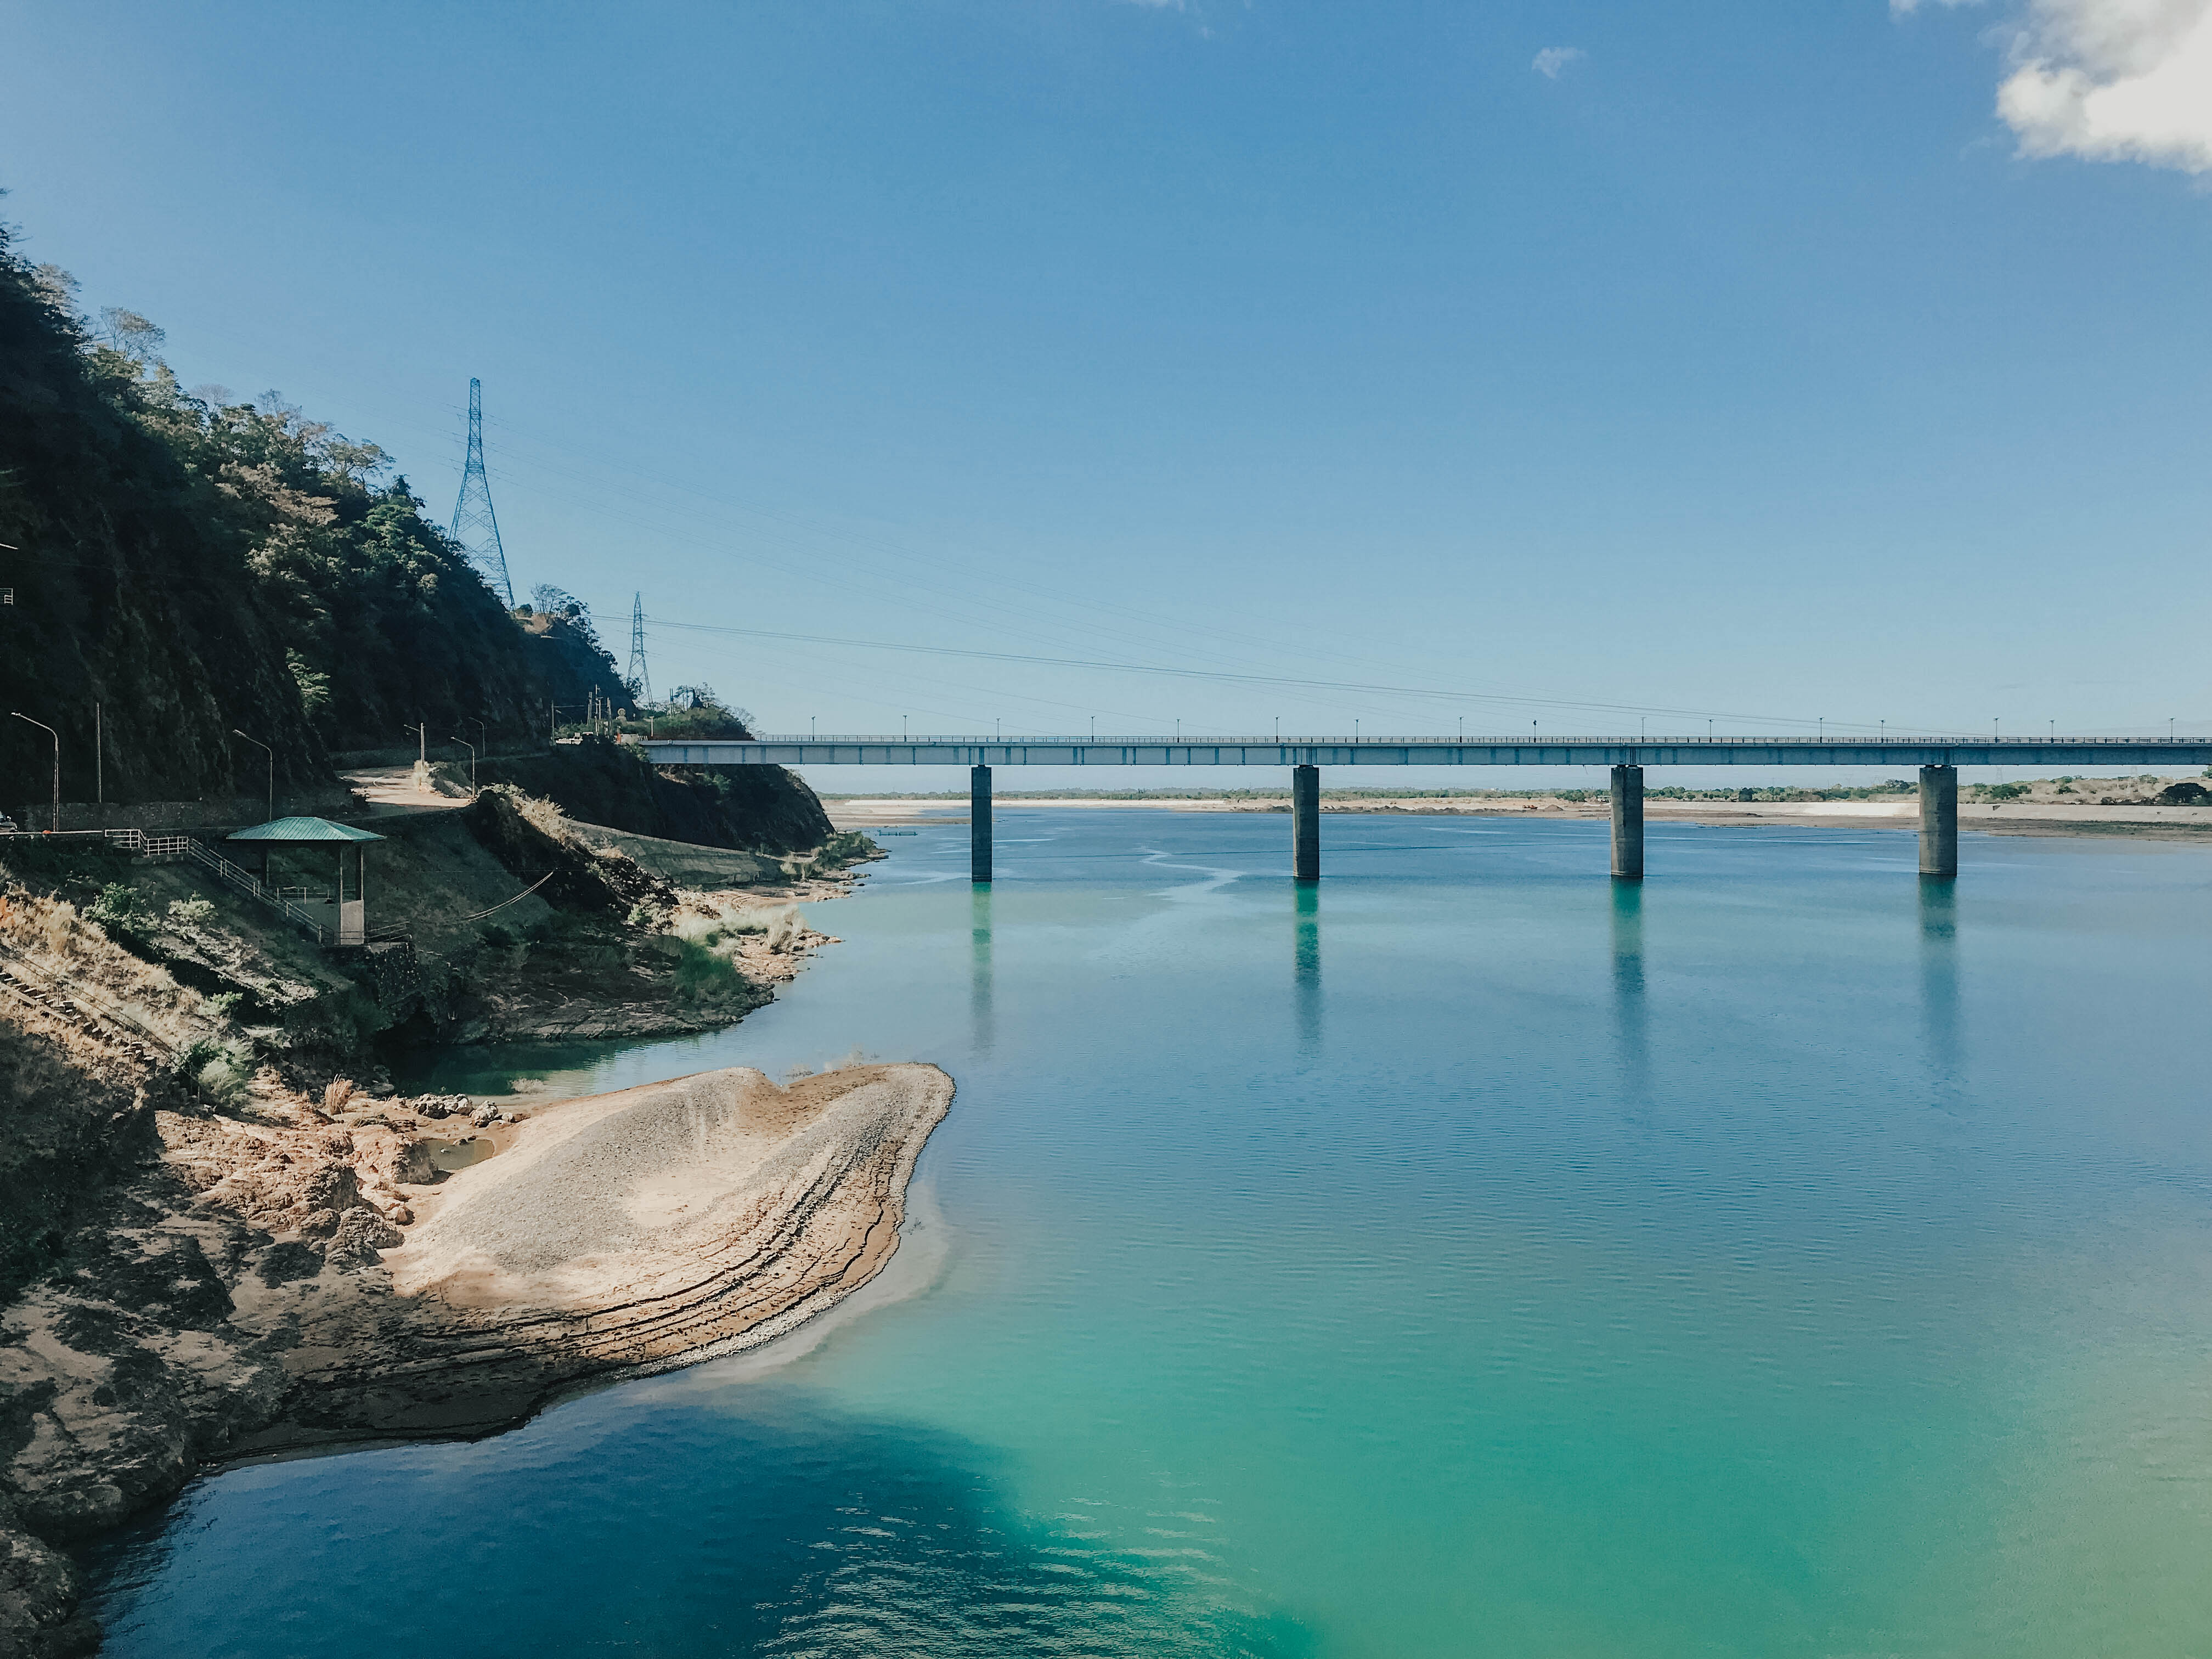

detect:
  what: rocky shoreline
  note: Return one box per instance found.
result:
[0,1063,951,1657]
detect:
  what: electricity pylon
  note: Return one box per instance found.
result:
[627,592,652,707]
[449,378,515,607]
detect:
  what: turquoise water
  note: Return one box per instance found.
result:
[89,811,2212,1656]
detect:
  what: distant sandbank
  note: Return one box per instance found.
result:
[827,794,2212,840]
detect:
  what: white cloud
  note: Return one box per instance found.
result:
[1897,0,2212,173]
[1995,0,2212,172]
[1532,46,1585,79]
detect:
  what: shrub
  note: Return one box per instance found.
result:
[173,1036,256,1108]
[166,896,216,928]
[1985,783,2028,802]
[815,830,882,870]
[673,938,744,1002]
[86,882,152,930]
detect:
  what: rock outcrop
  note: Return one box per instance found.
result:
[0,1063,951,1656]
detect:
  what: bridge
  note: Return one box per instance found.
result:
[640,735,2212,884]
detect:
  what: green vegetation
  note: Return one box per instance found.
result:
[172,1035,256,1108]
[85,882,154,932]
[814,830,882,870]
[0,221,628,804]
[672,937,748,1005]
[595,683,756,742]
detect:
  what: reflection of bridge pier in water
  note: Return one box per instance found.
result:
[1294,882,1321,1046]
[1610,881,1648,1108]
[1918,876,1959,1092]
[969,884,994,1058]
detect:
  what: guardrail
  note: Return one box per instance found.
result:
[741,733,2212,748]
[0,827,346,946]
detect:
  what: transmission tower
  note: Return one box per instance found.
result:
[627,592,652,706]
[449,378,515,607]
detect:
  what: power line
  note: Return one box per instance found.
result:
[644,615,1949,734]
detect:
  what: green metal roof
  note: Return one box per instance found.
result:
[226,816,385,843]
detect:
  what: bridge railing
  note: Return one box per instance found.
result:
[692,733,2209,749]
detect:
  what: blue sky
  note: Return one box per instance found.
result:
[4,1,2209,786]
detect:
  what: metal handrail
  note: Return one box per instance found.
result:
[178,838,327,943]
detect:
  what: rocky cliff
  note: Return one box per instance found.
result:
[481,738,836,855]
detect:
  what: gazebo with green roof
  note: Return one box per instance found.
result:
[227,816,385,945]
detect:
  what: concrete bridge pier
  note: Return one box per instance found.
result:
[972,764,992,884]
[1610,765,1645,879]
[1919,764,1957,878]
[1292,764,1320,882]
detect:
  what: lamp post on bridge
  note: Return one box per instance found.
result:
[230,729,274,823]
[10,713,59,833]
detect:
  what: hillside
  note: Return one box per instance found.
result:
[0,224,628,806]
[482,737,837,854]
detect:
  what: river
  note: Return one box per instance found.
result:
[87,809,2212,1656]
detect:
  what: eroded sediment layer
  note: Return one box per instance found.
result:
[237,1063,952,1447]
[0,1062,950,1657]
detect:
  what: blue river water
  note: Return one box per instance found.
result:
[87,809,2212,1657]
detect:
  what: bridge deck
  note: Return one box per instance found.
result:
[641,736,2212,769]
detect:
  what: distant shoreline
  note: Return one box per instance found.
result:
[828,794,2212,842]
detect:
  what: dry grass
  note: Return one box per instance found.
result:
[0,884,224,1063]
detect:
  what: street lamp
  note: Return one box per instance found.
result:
[231,729,274,823]
[449,735,477,795]
[10,713,58,832]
